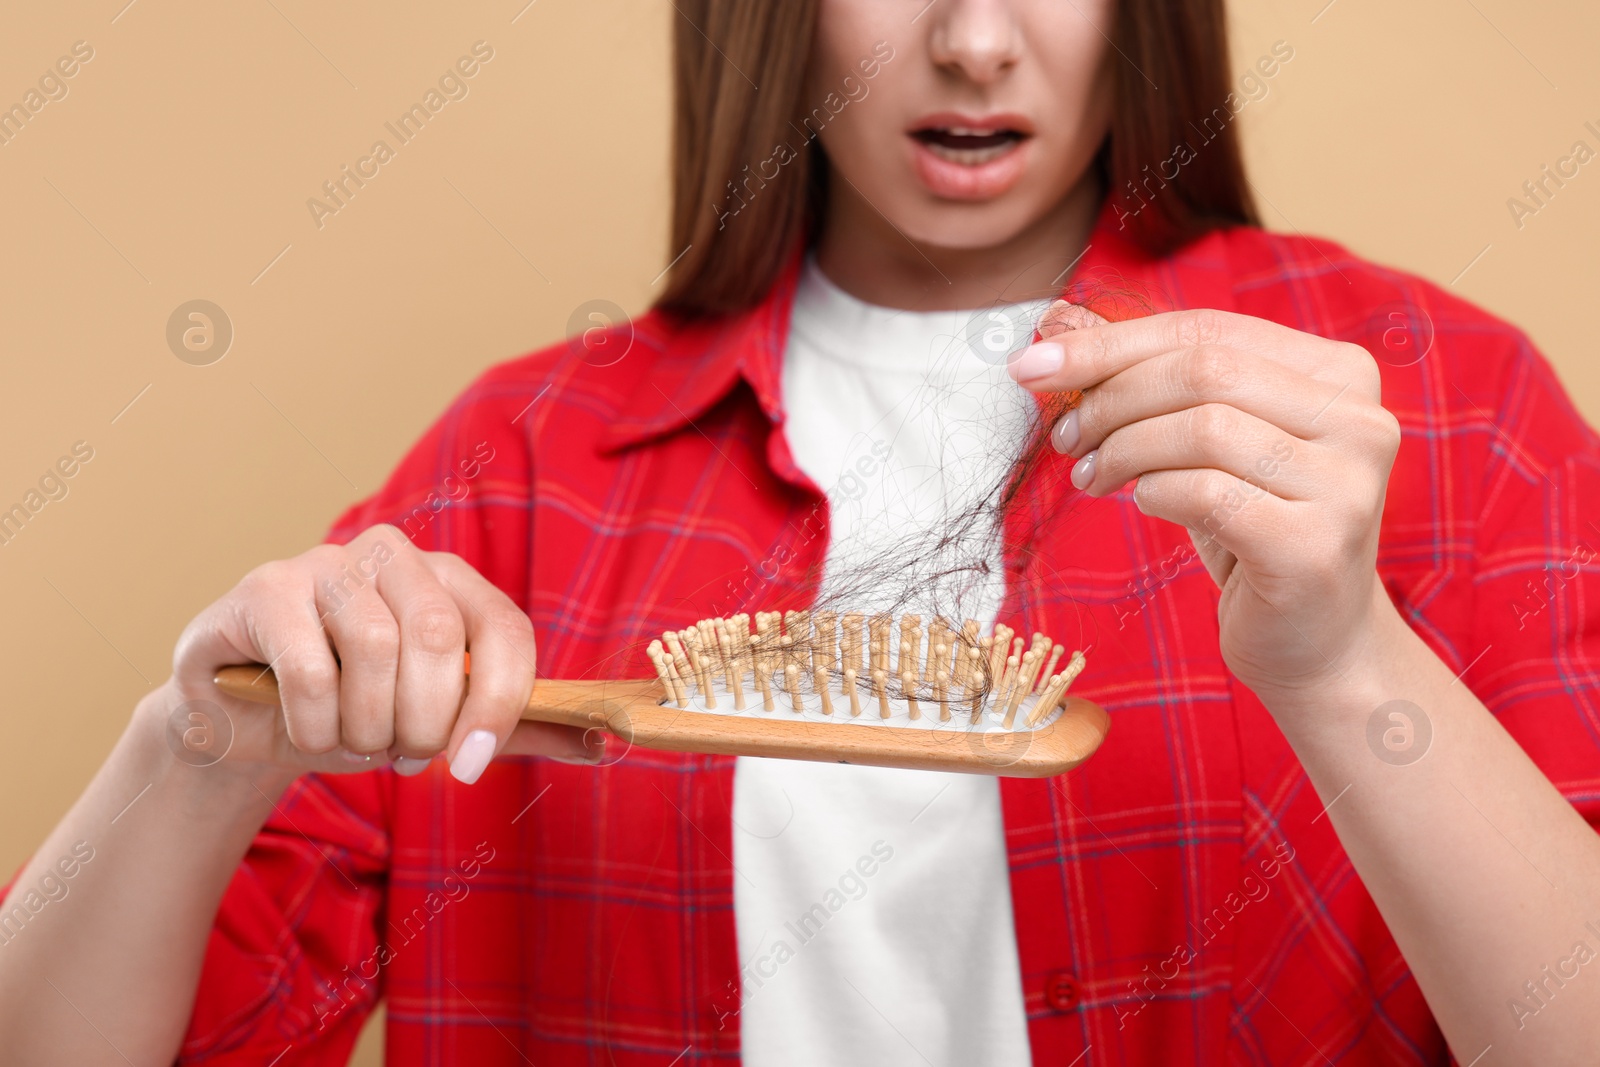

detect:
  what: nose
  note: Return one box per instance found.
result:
[926,0,1024,86]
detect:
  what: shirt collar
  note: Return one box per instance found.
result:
[596,253,802,455]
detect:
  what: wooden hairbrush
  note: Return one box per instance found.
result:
[213,609,1109,777]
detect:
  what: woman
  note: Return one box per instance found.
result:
[3,0,1598,1064]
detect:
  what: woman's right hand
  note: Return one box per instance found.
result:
[155,523,604,787]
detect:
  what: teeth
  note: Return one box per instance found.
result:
[944,125,997,136]
[923,141,1016,165]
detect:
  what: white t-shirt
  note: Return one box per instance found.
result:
[732,257,1050,1066]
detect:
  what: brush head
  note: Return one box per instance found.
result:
[647,609,1087,735]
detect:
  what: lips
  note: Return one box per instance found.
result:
[907,113,1034,200]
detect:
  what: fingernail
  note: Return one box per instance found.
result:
[449,729,498,785]
[552,735,608,766]
[1051,409,1081,455]
[1071,450,1098,491]
[341,750,375,765]
[1008,342,1064,383]
[1038,300,1075,339]
[393,756,431,777]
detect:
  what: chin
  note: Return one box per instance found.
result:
[891,196,1054,255]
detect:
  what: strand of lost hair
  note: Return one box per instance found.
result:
[637,289,1145,732]
[648,610,1085,730]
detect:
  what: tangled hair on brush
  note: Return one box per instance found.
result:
[631,277,1162,720]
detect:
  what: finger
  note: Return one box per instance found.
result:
[1008,300,1106,383]
[384,722,608,779]
[236,561,343,755]
[425,553,539,785]
[501,720,609,764]
[371,541,467,760]
[1129,467,1294,562]
[315,570,399,755]
[1017,307,1357,394]
[1183,526,1239,590]
[1037,298,1108,338]
[1074,405,1312,501]
[1058,346,1349,458]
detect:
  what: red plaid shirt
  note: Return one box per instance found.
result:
[176,201,1600,1065]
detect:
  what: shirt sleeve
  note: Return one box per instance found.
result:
[322,366,539,597]
[1462,331,1600,828]
[176,368,540,1063]
[178,775,391,1065]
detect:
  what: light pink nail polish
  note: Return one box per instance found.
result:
[1008,342,1064,382]
[449,729,498,785]
[1071,450,1098,491]
[1052,409,1081,455]
[393,756,431,777]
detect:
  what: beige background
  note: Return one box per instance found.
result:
[0,1,1594,1062]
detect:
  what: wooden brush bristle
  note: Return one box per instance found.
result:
[645,610,1087,732]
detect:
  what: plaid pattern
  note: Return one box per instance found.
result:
[174,200,1600,1065]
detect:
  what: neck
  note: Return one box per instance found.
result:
[812,170,1104,312]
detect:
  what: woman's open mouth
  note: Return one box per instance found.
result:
[911,126,1029,165]
[907,114,1034,201]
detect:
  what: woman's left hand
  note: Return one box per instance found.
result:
[1008,301,1404,702]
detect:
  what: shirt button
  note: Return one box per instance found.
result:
[1044,971,1081,1012]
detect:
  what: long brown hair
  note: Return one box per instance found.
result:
[659,0,1258,318]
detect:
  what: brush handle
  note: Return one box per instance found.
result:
[211,663,654,732]
[211,664,1110,777]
